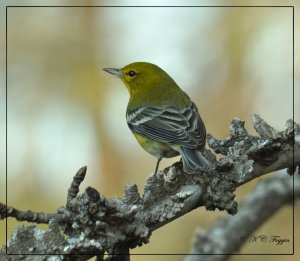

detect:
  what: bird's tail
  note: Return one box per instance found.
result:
[180,147,213,174]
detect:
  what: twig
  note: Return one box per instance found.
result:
[0,202,55,223]
[0,166,87,224]
[67,166,87,204]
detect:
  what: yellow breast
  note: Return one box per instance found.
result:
[132,132,179,159]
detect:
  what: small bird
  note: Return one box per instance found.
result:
[103,62,212,174]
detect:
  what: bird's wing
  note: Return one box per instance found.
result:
[126,102,206,150]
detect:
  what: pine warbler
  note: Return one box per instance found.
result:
[103,62,212,174]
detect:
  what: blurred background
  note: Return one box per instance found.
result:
[0,1,299,261]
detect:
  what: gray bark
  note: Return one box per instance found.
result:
[1,115,299,261]
[185,171,300,261]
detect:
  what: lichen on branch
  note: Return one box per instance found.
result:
[1,115,299,261]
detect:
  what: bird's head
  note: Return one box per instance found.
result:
[103,62,175,95]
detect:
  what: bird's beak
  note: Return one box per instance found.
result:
[103,67,123,78]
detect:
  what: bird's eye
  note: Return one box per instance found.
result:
[128,70,136,77]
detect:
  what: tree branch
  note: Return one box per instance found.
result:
[184,171,300,261]
[1,115,299,260]
[0,203,55,224]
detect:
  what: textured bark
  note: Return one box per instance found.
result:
[184,172,300,261]
[1,115,299,261]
